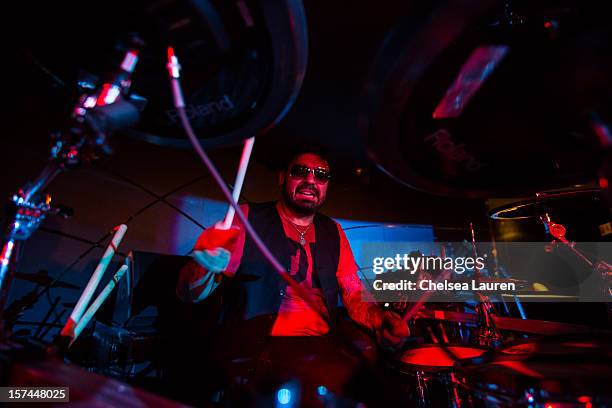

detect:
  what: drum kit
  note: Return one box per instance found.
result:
[1,0,309,405]
[2,0,611,407]
[389,309,612,407]
[383,190,612,408]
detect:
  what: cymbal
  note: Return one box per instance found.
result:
[489,189,605,220]
[364,1,612,197]
[13,0,308,149]
[14,271,79,290]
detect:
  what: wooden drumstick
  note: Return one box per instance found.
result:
[61,224,127,338]
[69,263,128,346]
[218,137,255,230]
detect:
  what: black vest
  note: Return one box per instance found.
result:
[221,201,341,324]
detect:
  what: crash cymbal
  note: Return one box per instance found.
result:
[12,0,308,149]
[364,1,612,197]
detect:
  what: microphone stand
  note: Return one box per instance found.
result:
[0,47,144,338]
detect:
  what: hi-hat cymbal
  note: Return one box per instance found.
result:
[489,189,606,220]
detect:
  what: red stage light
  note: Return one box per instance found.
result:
[599,177,608,189]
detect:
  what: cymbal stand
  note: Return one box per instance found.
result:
[475,293,503,347]
[539,212,612,299]
[0,47,144,334]
[469,223,504,347]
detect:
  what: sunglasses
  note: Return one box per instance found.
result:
[289,165,331,183]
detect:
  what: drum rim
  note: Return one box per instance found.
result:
[392,343,492,372]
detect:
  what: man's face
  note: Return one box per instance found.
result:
[280,153,330,215]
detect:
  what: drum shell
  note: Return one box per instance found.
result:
[391,344,490,408]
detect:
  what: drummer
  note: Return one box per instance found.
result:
[176,147,410,403]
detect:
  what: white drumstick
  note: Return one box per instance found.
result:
[61,224,128,338]
[218,137,255,230]
[69,264,128,346]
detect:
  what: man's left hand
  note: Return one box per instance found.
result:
[379,312,410,347]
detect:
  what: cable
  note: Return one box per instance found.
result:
[26,168,209,309]
[102,169,209,230]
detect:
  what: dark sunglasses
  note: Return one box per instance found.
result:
[289,165,331,183]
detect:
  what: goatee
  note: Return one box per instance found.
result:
[281,181,321,216]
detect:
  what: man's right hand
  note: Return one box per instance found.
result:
[192,223,241,274]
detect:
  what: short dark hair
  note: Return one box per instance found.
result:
[283,145,331,172]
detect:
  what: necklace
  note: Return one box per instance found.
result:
[281,214,312,245]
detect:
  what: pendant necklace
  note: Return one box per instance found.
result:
[282,214,312,245]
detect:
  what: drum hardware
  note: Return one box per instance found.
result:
[6,295,63,340]
[13,270,80,290]
[393,244,491,407]
[32,296,61,340]
[475,296,502,348]
[0,41,145,332]
[539,211,612,299]
[490,189,612,328]
[3,275,74,332]
[471,222,506,347]
[65,321,161,380]
[1,340,181,407]
[38,310,67,342]
[456,335,612,407]
[391,343,490,408]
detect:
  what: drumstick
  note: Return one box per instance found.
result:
[218,137,255,230]
[191,138,254,269]
[401,270,451,324]
[61,224,127,338]
[401,245,452,324]
[69,264,128,346]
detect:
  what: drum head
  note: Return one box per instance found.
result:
[394,344,489,373]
